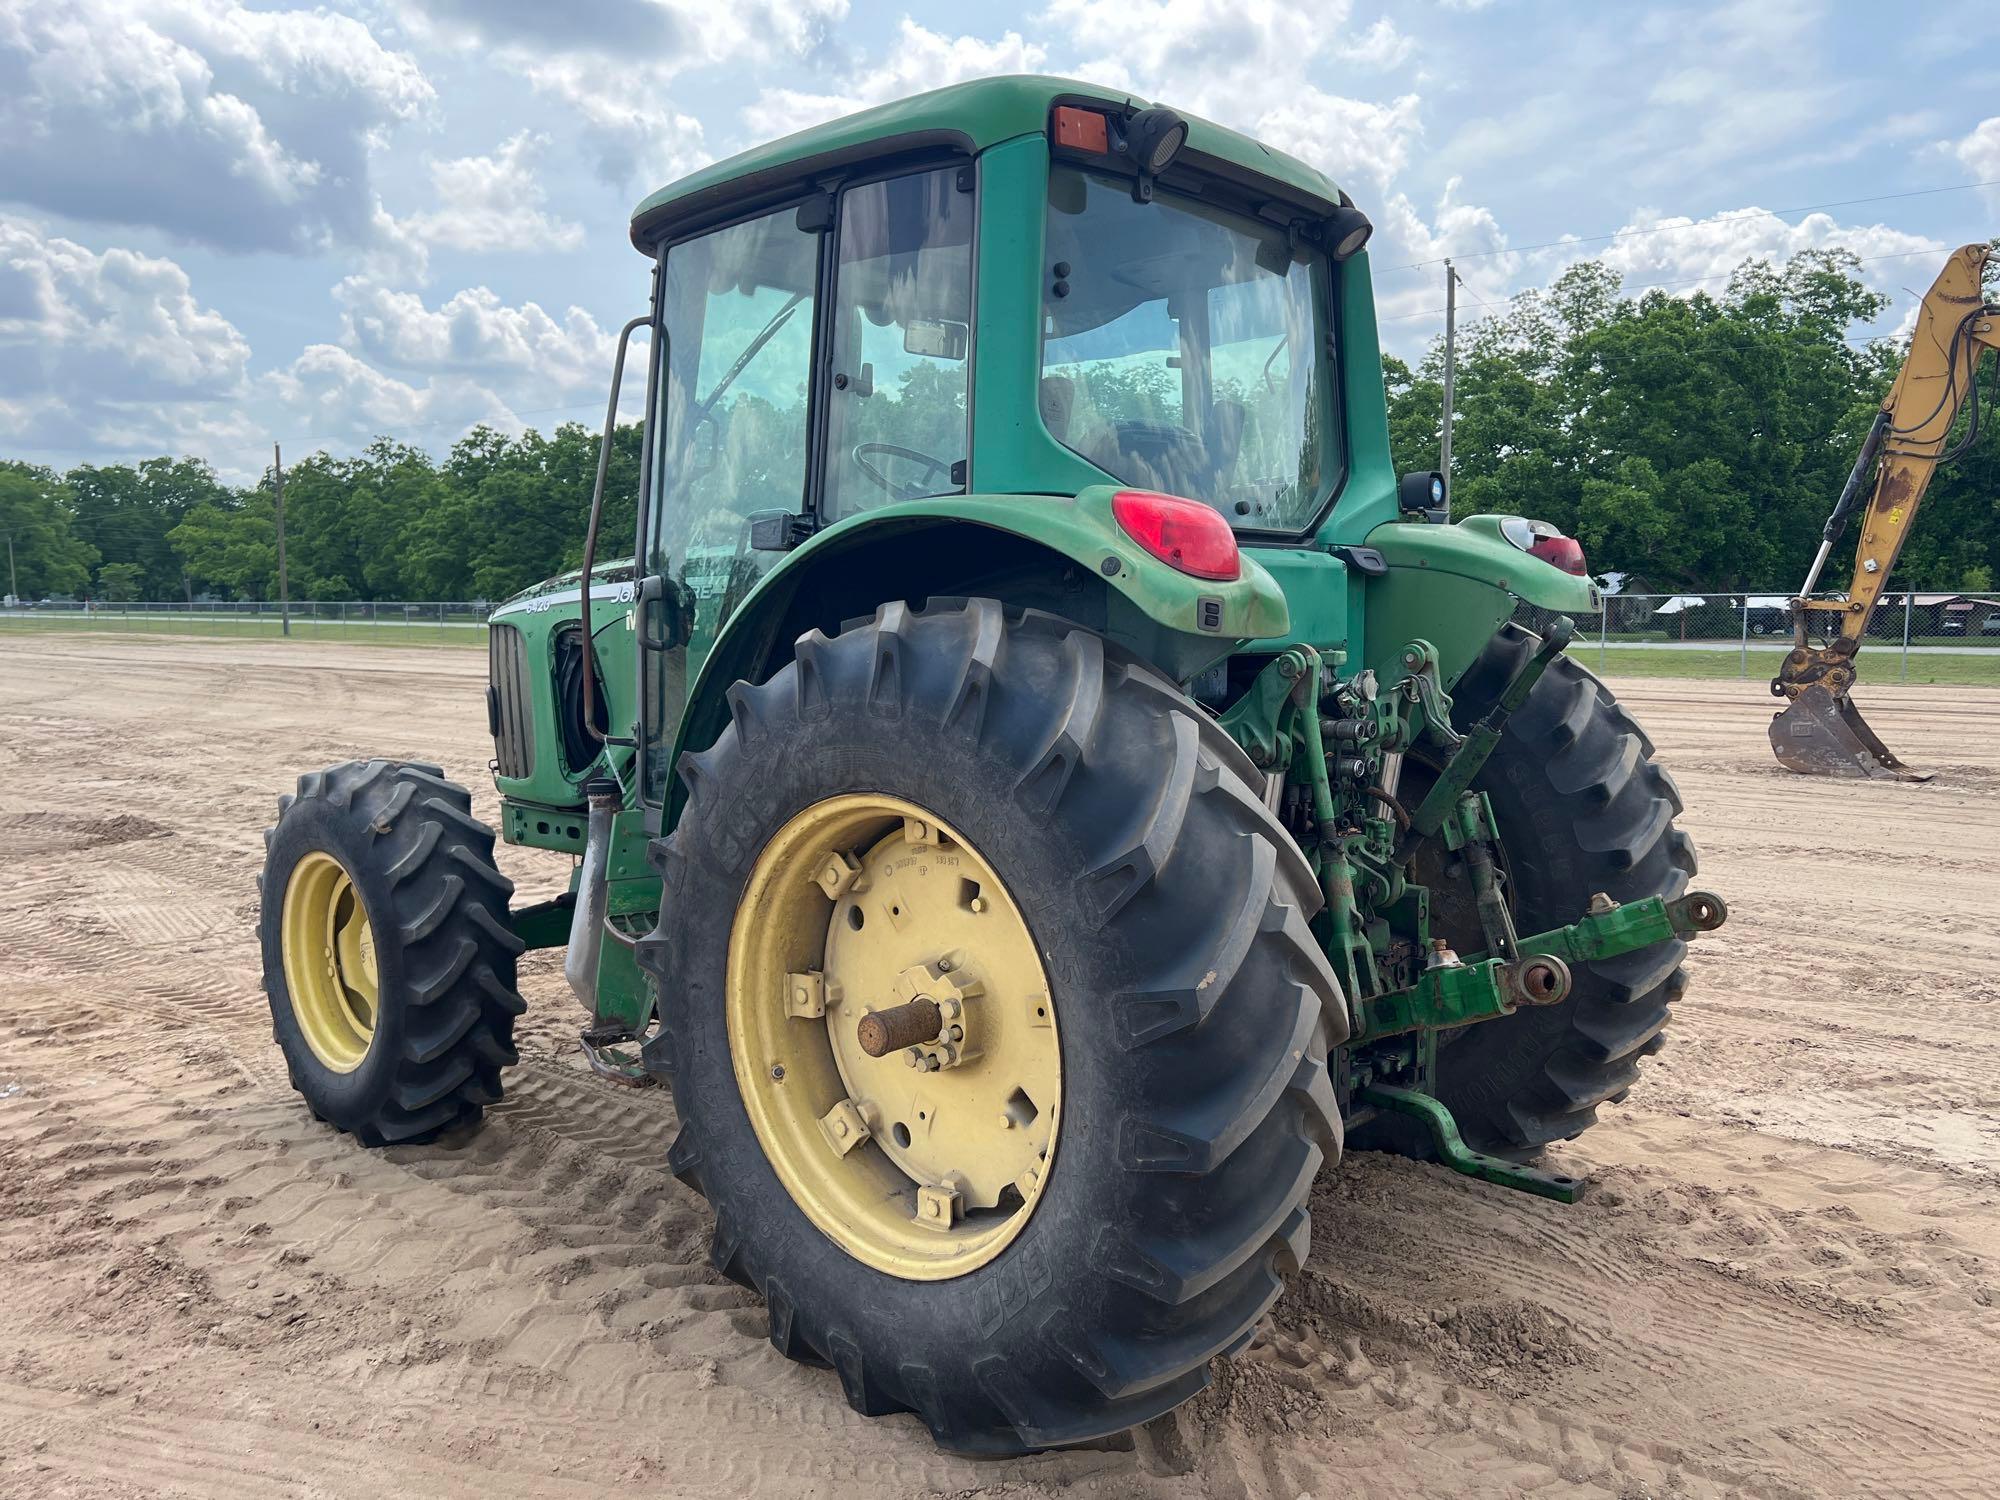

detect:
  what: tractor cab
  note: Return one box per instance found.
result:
[599,79,1383,813]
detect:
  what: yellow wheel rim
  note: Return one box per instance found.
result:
[281,851,380,1073]
[727,796,1060,1280]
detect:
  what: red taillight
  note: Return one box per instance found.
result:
[1110,490,1241,581]
[1529,533,1588,576]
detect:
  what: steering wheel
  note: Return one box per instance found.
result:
[852,442,955,501]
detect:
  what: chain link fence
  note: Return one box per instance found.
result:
[0,598,494,646]
[1513,591,2000,678]
[7,591,2000,677]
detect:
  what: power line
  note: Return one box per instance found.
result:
[1386,178,2000,273]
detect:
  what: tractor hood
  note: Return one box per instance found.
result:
[491,558,639,621]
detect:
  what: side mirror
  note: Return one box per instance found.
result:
[1398,470,1449,524]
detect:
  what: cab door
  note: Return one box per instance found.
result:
[637,205,821,809]
[635,163,977,817]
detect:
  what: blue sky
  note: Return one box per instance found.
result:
[2,0,1997,482]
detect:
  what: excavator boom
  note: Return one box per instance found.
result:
[1770,243,1998,779]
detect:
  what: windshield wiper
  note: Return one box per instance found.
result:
[693,292,807,424]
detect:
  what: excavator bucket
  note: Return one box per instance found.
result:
[1769,683,1930,782]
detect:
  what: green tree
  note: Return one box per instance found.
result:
[1384,248,1958,589]
[67,457,230,598]
[97,561,144,601]
[168,490,277,598]
[0,461,97,597]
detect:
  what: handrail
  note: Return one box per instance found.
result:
[581,315,651,745]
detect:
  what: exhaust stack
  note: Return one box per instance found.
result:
[564,778,622,1009]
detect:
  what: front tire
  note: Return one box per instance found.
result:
[259,759,525,1145]
[640,600,1344,1454]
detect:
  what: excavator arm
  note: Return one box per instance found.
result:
[1770,243,1999,779]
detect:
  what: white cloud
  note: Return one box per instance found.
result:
[750,6,1424,197]
[688,0,849,71]
[1576,208,1936,290]
[1005,0,1435,216]
[239,278,648,459]
[0,0,434,253]
[523,59,709,190]
[404,0,848,67]
[333,279,615,397]
[1043,0,1337,98]
[1955,116,2000,201]
[268,343,515,443]
[390,133,584,258]
[754,20,1046,136]
[1036,0,1422,143]
[0,216,254,455]
[404,0,688,57]
[1335,17,1415,70]
[1366,181,1519,330]
[1254,90,1424,190]
[408,0,844,189]
[0,217,248,403]
[1375,204,1945,355]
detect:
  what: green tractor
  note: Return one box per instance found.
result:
[258,77,1724,1454]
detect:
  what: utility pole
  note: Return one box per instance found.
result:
[274,442,291,637]
[4,531,16,604]
[1440,258,1464,482]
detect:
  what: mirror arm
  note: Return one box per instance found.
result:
[581,314,651,746]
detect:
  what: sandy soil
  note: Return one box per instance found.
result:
[2,635,1997,1500]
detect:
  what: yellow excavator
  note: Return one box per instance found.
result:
[1770,242,1999,779]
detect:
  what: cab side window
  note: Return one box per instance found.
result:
[821,168,974,520]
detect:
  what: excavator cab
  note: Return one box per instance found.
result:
[1769,243,1998,781]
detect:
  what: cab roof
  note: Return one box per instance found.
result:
[629,74,1345,251]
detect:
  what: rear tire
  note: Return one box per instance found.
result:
[259,759,525,1145]
[1357,648,1696,1159]
[1351,640,1695,1160]
[640,600,1345,1454]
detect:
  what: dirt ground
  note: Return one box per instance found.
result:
[3,635,1997,1500]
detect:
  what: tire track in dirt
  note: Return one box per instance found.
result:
[4,635,1999,1499]
[0,1012,1133,1496]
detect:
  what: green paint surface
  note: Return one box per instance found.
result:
[631,76,1344,242]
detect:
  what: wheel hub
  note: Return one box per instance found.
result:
[280,850,379,1073]
[727,796,1060,1280]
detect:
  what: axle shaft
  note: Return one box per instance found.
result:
[856,997,943,1057]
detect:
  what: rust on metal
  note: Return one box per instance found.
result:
[1510,953,1572,1008]
[1769,682,1929,782]
[1671,891,1729,933]
[856,996,944,1058]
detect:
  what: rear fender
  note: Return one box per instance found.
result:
[1363,515,1600,689]
[664,488,1289,826]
